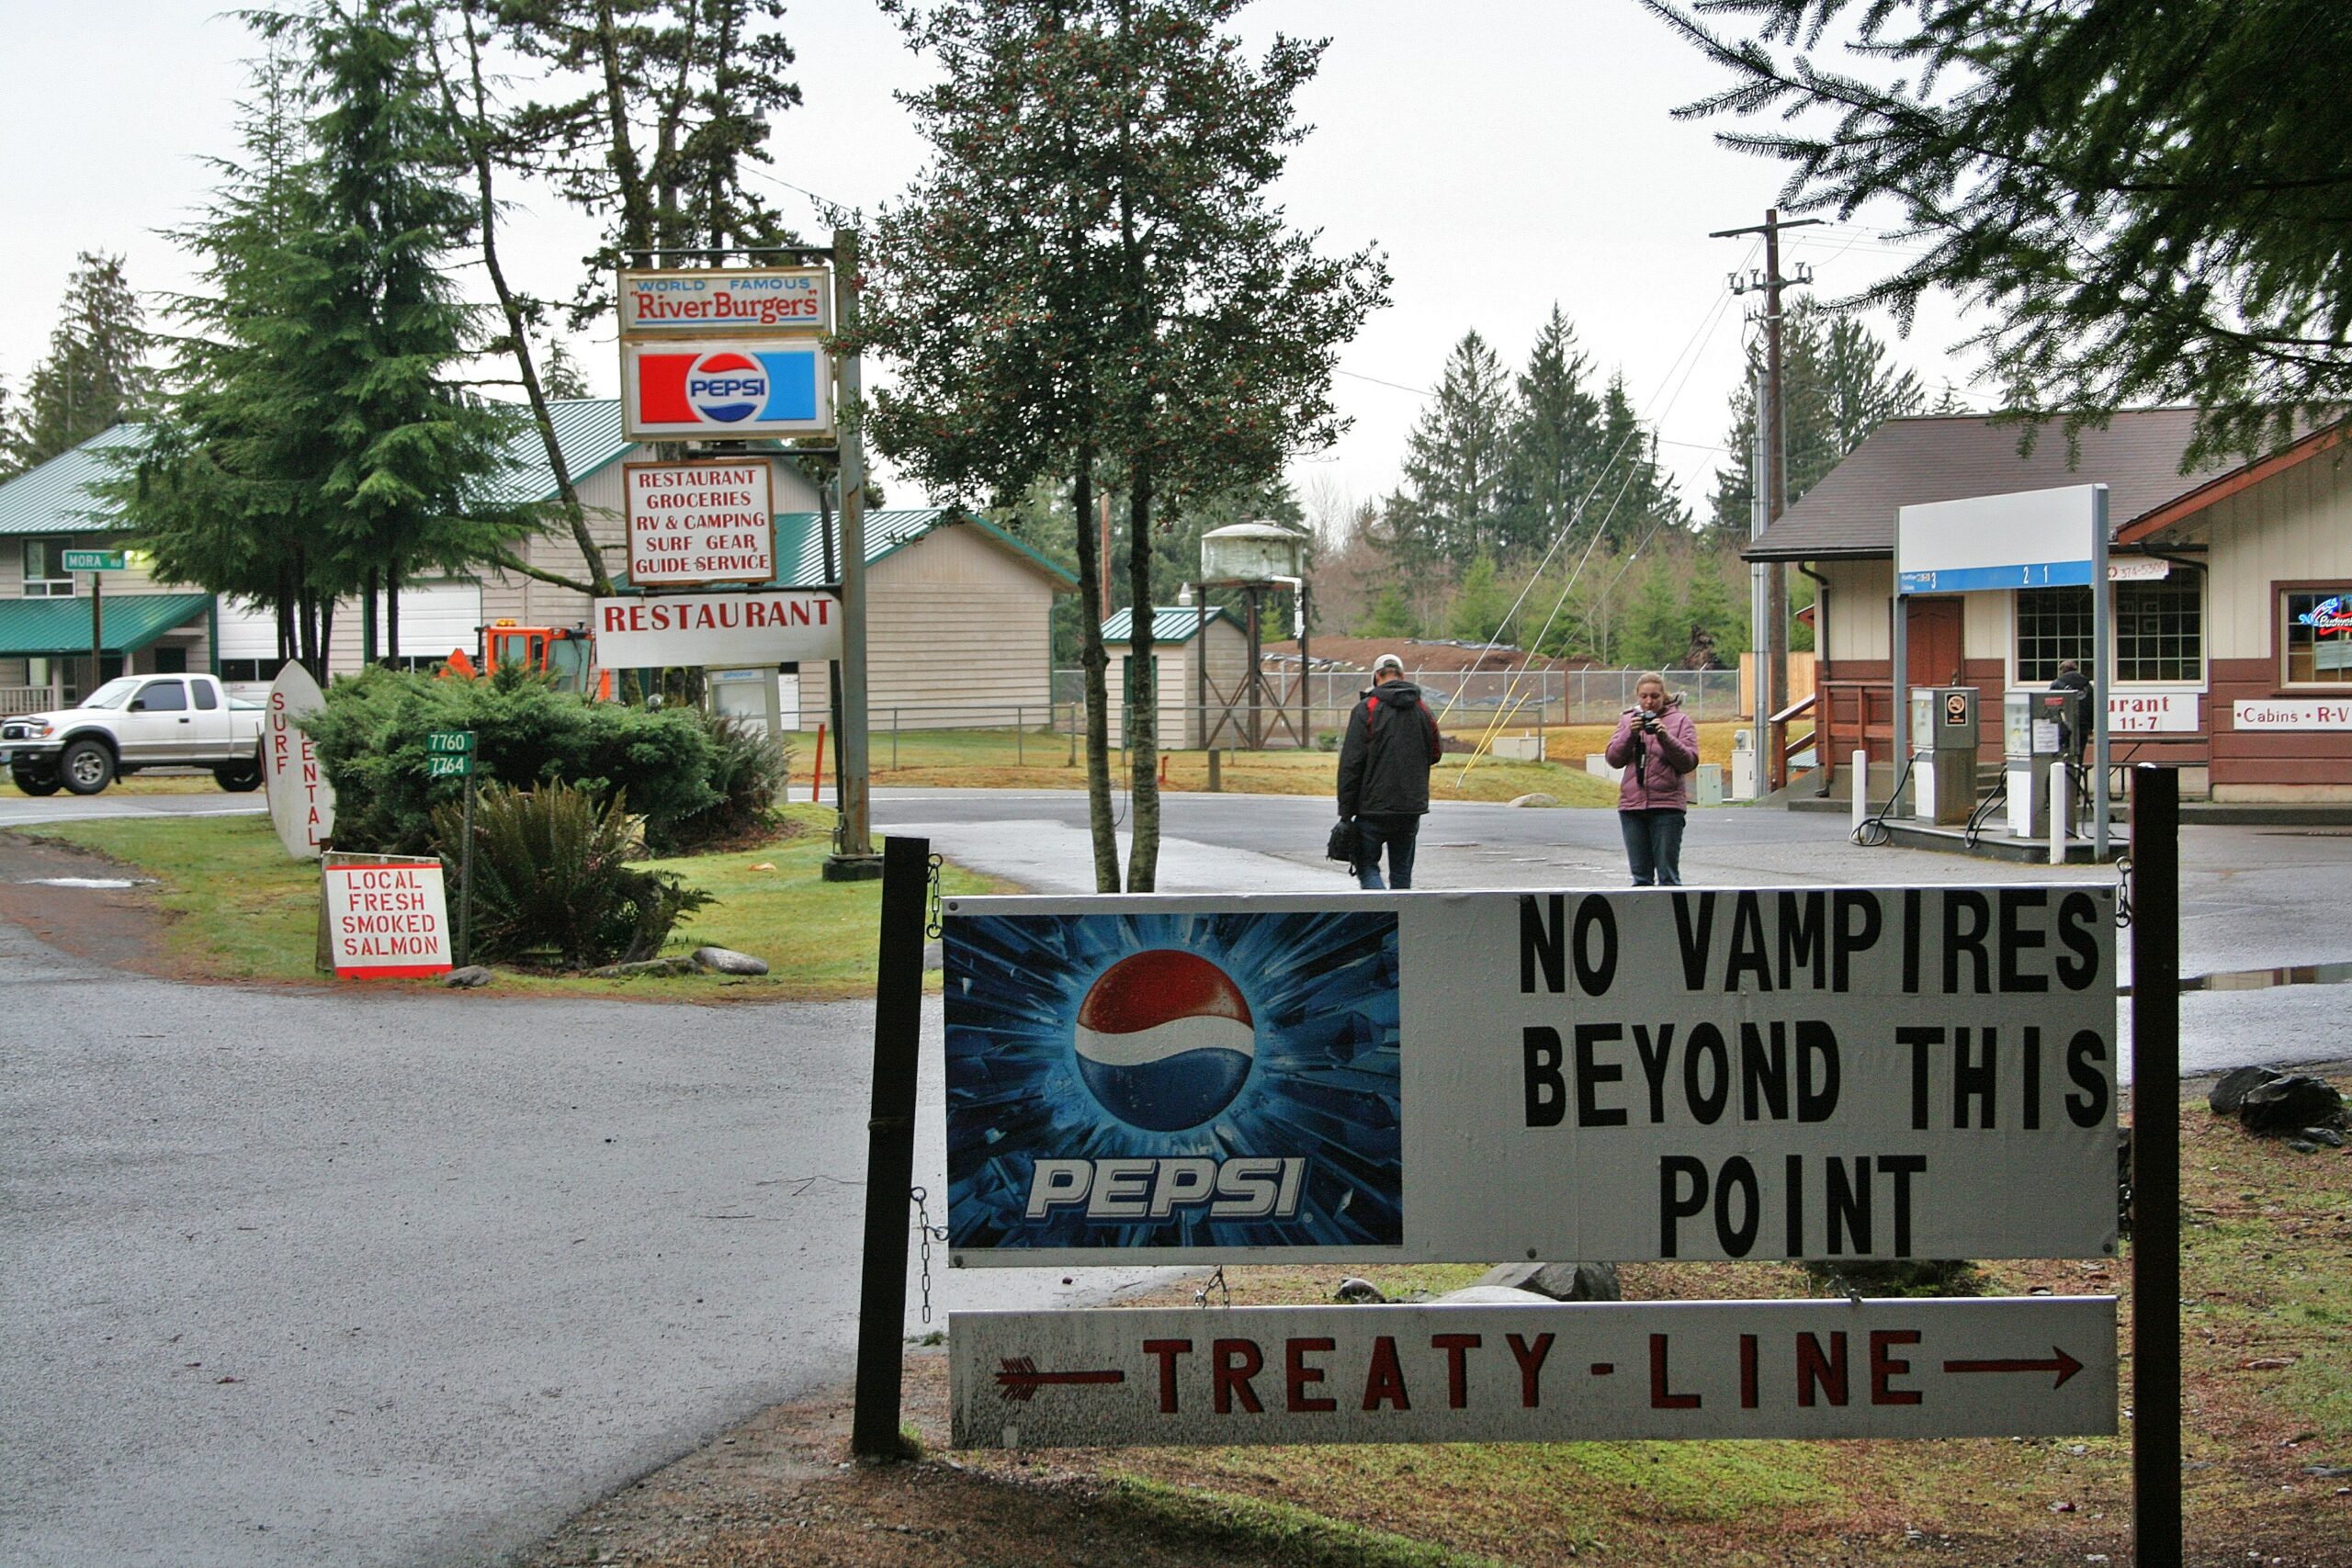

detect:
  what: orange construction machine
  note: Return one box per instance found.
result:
[443,622,615,699]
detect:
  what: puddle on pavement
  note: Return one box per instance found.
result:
[2182,960,2352,992]
[2123,959,2352,998]
[19,877,148,890]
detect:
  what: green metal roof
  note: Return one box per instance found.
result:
[0,424,143,537]
[0,400,639,529]
[1102,605,1233,644]
[477,398,639,505]
[0,592,212,657]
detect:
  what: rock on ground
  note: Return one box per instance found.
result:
[1475,1259,1623,1302]
[692,945,770,976]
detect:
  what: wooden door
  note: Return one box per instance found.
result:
[1906,597,1965,689]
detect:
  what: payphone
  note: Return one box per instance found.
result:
[1909,685,1980,826]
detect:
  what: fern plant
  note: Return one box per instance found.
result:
[434,781,714,969]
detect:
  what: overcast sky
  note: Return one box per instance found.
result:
[0,0,1981,536]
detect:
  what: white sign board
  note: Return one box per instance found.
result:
[2109,690,2199,733]
[620,339,832,442]
[625,460,776,589]
[950,1297,2117,1448]
[944,887,2120,1267]
[264,661,335,859]
[322,855,452,979]
[617,266,830,336]
[2233,698,2352,731]
[1897,485,2099,594]
[591,590,842,669]
[2107,557,2171,581]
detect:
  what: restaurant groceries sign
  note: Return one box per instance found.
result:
[625,459,776,589]
[943,886,2119,1267]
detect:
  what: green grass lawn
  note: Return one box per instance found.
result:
[784,721,1747,809]
[23,804,1001,999]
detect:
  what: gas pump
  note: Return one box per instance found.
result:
[2004,688,2078,839]
[1909,685,1980,826]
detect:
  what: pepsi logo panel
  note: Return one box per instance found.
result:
[621,339,832,440]
[944,903,1406,1261]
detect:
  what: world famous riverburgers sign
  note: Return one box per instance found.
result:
[943,886,2119,1266]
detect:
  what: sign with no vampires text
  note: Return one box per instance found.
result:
[944,886,2119,1267]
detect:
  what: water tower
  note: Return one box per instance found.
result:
[1198,521,1310,750]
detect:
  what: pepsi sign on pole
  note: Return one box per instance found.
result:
[943,887,2120,1268]
[621,338,833,441]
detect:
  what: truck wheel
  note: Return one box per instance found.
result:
[59,739,116,795]
[10,768,61,797]
[213,759,264,793]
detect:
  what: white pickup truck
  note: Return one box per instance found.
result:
[1,673,268,796]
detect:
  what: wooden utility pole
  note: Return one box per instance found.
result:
[826,226,882,880]
[1712,209,1818,788]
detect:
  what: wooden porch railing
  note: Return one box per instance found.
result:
[1804,680,1902,793]
[0,686,64,716]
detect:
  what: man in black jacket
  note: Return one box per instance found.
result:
[1336,653,1444,889]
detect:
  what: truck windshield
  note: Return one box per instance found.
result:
[79,677,142,710]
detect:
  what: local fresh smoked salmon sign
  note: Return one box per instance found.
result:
[943,887,2119,1267]
[625,459,776,588]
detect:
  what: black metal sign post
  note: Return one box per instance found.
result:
[852,835,930,1459]
[2131,765,2181,1566]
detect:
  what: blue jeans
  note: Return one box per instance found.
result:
[1355,812,1421,889]
[1620,808,1686,886]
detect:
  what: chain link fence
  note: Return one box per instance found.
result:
[1052,665,1742,738]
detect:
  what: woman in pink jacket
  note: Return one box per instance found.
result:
[1603,672,1700,886]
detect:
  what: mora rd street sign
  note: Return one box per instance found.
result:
[950,1298,2118,1449]
[944,887,2120,1268]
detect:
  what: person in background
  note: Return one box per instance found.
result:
[1336,653,1443,889]
[2049,657,2092,764]
[1605,671,1700,886]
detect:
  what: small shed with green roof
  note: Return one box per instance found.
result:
[1101,602,1263,749]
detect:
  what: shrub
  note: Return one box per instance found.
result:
[665,712,793,852]
[305,666,720,854]
[434,780,714,969]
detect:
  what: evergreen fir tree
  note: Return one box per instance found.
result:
[1498,304,1603,561]
[12,254,153,470]
[1391,330,1512,566]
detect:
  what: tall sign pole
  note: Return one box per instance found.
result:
[826,227,881,879]
[1714,209,1819,789]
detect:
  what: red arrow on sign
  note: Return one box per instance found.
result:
[995,1357,1127,1403]
[1942,1347,2085,1389]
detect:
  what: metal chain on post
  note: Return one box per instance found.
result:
[926,854,945,939]
[909,1186,948,1325]
[2114,852,2134,930]
[1193,1264,1231,1308]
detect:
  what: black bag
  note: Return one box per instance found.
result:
[1326,816,1361,868]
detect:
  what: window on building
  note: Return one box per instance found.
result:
[2113,579,2203,682]
[22,539,74,598]
[2283,587,2352,686]
[2016,587,2095,682]
[218,660,268,682]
